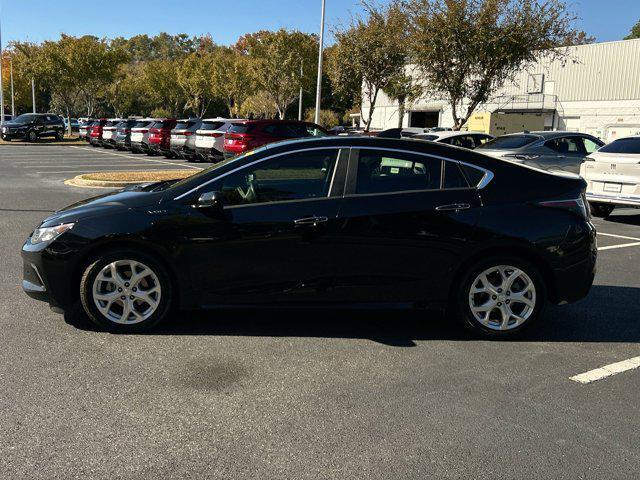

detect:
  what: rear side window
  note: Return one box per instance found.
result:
[443,162,470,189]
[133,121,153,128]
[264,123,310,137]
[355,150,442,194]
[151,121,172,129]
[444,135,476,149]
[460,164,487,187]
[477,135,538,150]
[599,137,640,154]
[228,123,254,134]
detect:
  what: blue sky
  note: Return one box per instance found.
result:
[1,0,639,46]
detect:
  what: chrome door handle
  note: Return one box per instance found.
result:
[294,216,329,225]
[435,203,471,211]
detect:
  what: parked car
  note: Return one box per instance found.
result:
[78,119,96,140]
[476,131,604,174]
[147,118,177,156]
[113,119,140,151]
[88,118,108,147]
[1,113,65,142]
[130,118,159,153]
[101,119,125,149]
[223,120,328,157]
[377,127,428,138]
[194,118,236,162]
[413,131,495,149]
[580,135,640,217]
[64,117,80,133]
[22,136,596,338]
[169,118,202,160]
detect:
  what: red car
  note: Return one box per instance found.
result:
[223,120,329,157]
[88,118,108,147]
[147,118,177,157]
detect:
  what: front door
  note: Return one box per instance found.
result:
[180,147,347,305]
[329,148,483,305]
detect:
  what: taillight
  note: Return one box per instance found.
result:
[184,131,194,136]
[538,195,588,219]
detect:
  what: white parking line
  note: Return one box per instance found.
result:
[35,169,187,174]
[598,242,640,251]
[22,164,180,168]
[597,232,640,242]
[570,356,640,384]
[68,146,203,170]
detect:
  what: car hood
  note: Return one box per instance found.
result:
[40,188,165,227]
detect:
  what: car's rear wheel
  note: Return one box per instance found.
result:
[589,202,615,218]
[55,131,64,141]
[454,257,545,338]
[79,250,173,332]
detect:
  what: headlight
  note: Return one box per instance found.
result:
[30,223,75,244]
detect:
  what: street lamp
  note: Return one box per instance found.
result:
[314,0,326,125]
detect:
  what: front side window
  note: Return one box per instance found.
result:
[214,149,339,206]
[477,134,539,150]
[545,136,585,154]
[355,150,442,194]
[200,121,226,131]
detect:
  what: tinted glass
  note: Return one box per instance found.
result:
[545,137,585,154]
[446,135,476,149]
[200,121,226,131]
[151,121,172,129]
[356,150,442,194]
[599,137,640,154]
[133,121,153,128]
[175,121,197,130]
[443,161,470,189]
[306,125,327,137]
[228,123,254,134]
[460,164,486,187]
[104,120,118,127]
[477,135,539,150]
[215,149,338,205]
[13,114,38,123]
[583,138,602,153]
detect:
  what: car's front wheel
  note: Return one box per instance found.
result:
[454,257,545,338]
[589,202,615,218]
[26,130,38,142]
[79,250,173,332]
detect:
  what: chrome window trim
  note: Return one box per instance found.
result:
[174,146,343,201]
[354,146,494,190]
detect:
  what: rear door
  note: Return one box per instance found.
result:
[540,135,589,173]
[330,147,483,304]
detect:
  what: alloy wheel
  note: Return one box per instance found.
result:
[92,260,161,325]
[468,265,536,331]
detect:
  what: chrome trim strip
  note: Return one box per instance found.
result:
[586,193,640,206]
[174,146,343,201]
[31,263,46,289]
[23,279,46,293]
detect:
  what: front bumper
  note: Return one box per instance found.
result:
[587,193,640,208]
[2,130,26,140]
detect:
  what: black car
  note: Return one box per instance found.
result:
[113,119,139,150]
[1,113,65,142]
[22,136,596,337]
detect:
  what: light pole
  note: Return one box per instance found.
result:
[314,0,326,125]
[0,17,4,126]
[10,56,14,118]
[298,60,303,121]
[31,78,35,113]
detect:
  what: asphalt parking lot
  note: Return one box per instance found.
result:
[1,145,640,479]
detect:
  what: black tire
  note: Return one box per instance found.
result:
[452,256,546,339]
[589,203,615,218]
[79,249,173,333]
[55,131,64,141]
[26,130,38,142]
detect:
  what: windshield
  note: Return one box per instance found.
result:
[477,134,539,150]
[174,121,198,130]
[200,121,226,131]
[133,120,153,128]
[598,137,640,154]
[12,114,38,123]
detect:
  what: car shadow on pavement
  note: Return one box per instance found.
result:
[603,213,640,227]
[64,285,640,346]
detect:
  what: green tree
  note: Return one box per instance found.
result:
[239,91,278,119]
[405,0,585,130]
[211,47,254,118]
[329,3,408,131]
[304,107,340,128]
[383,70,424,128]
[240,29,317,119]
[625,20,640,40]
[140,59,184,116]
[177,52,216,117]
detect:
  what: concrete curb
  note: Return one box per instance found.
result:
[65,175,142,189]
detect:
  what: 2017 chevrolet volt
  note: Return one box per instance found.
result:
[22,137,596,338]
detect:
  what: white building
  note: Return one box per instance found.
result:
[362,38,640,141]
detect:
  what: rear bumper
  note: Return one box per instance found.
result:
[551,224,597,304]
[196,146,224,161]
[586,193,640,208]
[131,141,149,152]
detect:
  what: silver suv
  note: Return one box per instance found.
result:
[169,118,202,160]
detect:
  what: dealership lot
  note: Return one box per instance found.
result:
[1,145,640,478]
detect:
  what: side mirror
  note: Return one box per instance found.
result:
[196,191,224,211]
